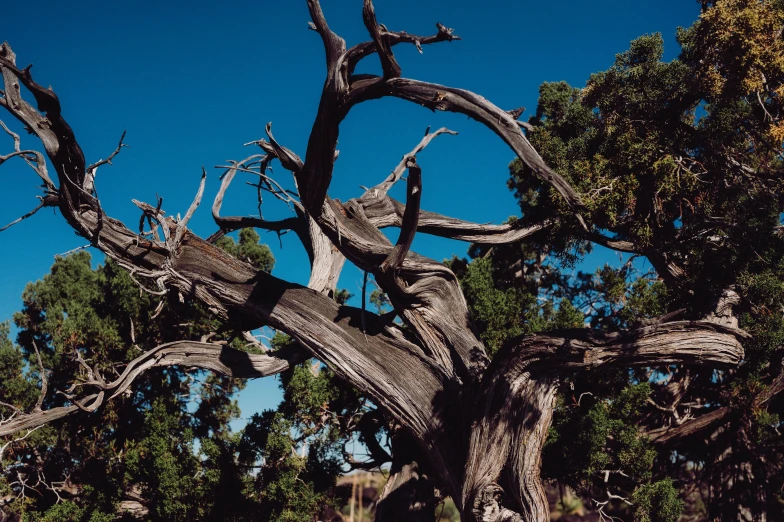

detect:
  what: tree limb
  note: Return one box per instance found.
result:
[345,22,459,77]
[379,157,421,278]
[0,340,305,438]
[463,321,747,519]
[347,77,586,218]
[362,0,401,79]
[648,369,784,447]
[306,0,346,69]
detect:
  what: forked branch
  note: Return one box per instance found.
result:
[379,157,422,279]
[0,340,306,438]
[362,0,401,79]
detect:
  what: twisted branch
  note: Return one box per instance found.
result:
[0,340,305,438]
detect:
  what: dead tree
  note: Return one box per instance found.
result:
[0,2,748,520]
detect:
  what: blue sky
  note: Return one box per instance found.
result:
[0,1,699,423]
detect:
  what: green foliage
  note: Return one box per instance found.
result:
[509,0,784,312]
[497,3,784,518]
[618,277,668,326]
[238,363,356,520]
[544,383,655,487]
[449,253,586,356]
[549,299,585,330]
[368,288,390,314]
[1,237,277,520]
[333,288,353,306]
[435,497,461,521]
[215,228,275,272]
[124,398,199,521]
[23,500,114,522]
[738,266,784,367]
[236,332,363,521]
[0,321,37,412]
[632,478,684,522]
[457,257,542,355]
[245,412,326,521]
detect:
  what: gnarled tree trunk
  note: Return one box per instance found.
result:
[0,4,751,519]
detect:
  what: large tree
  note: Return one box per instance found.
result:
[0,1,780,520]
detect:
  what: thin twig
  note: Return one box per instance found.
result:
[0,200,45,233]
[173,169,207,249]
[54,244,90,259]
[85,130,128,173]
[31,341,47,412]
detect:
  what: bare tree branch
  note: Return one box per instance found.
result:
[306,0,346,69]
[0,340,306,439]
[85,130,128,174]
[367,126,456,196]
[649,369,784,447]
[0,43,94,236]
[31,341,47,413]
[211,153,304,237]
[0,139,54,190]
[379,157,421,278]
[0,199,46,233]
[347,77,586,219]
[463,321,747,519]
[360,194,553,244]
[362,0,402,79]
[345,22,459,77]
[586,231,639,253]
[83,130,127,194]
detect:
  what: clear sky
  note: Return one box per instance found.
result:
[0,1,700,424]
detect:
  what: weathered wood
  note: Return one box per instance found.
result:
[462,321,746,519]
[0,3,753,519]
[0,341,305,438]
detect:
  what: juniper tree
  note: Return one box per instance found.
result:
[0,1,779,520]
[496,1,784,518]
[0,234,273,520]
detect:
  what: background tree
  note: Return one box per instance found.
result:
[0,1,776,521]
[500,0,784,518]
[0,230,273,520]
[0,234,383,521]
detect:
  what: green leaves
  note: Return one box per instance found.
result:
[126,398,198,521]
[457,256,539,355]
[544,383,655,485]
[23,500,114,522]
[0,322,37,412]
[239,411,332,522]
[215,228,275,273]
[632,478,684,522]
[235,332,364,521]
[1,242,266,520]
[499,9,784,516]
